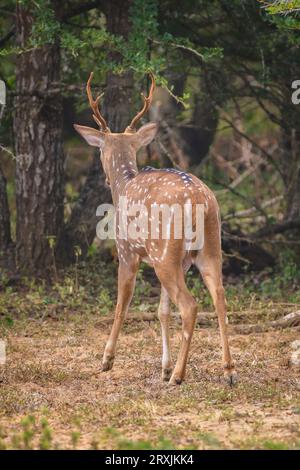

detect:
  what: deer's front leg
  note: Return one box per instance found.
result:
[158,287,172,381]
[102,258,139,372]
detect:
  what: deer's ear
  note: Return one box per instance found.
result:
[136,122,158,148]
[74,124,105,148]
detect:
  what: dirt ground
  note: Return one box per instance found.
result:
[0,312,299,450]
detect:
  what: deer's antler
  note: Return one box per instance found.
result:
[125,72,155,133]
[86,72,110,133]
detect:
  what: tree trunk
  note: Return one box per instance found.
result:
[278,75,300,223]
[0,165,11,251]
[62,154,111,260]
[280,127,300,222]
[103,0,134,128]
[63,0,134,260]
[0,163,15,274]
[157,73,219,168]
[179,92,218,167]
[14,3,64,275]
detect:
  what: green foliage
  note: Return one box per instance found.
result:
[103,427,175,450]
[97,288,114,315]
[126,0,161,73]
[260,1,300,37]
[261,0,300,15]
[31,1,60,46]
[20,415,35,449]
[0,0,221,106]
[262,440,289,450]
[257,250,300,301]
[71,431,81,449]
[133,267,153,309]
[39,418,53,450]
[118,436,174,450]
[0,414,54,450]
[186,271,212,308]
[197,431,221,448]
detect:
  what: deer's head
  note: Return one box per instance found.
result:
[74,72,158,185]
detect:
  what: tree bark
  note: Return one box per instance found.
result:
[63,0,134,260]
[102,0,134,132]
[157,72,219,168]
[0,163,15,274]
[0,164,11,250]
[280,126,300,222]
[14,3,64,275]
[179,92,218,167]
[277,72,300,222]
[62,154,111,260]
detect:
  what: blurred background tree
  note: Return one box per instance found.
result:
[0,0,300,279]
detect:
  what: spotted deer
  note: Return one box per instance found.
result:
[74,72,237,385]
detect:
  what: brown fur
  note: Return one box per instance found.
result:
[74,75,236,385]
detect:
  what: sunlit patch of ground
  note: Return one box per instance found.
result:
[0,313,299,449]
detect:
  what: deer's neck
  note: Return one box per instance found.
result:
[108,151,138,203]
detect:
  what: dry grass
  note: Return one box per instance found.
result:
[0,311,300,449]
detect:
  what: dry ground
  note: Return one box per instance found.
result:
[0,311,300,449]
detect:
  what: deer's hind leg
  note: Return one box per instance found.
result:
[102,257,139,372]
[155,263,197,385]
[158,258,192,382]
[195,250,237,385]
[158,287,172,381]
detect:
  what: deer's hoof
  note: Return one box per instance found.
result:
[168,374,183,385]
[223,369,238,387]
[162,368,172,382]
[102,356,114,372]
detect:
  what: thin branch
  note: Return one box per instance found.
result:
[251,217,300,239]
[216,160,262,195]
[0,144,16,161]
[224,195,283,220]
[233,64,283,125]
[218,109,284,178]
[235,310,300,334]
[151,38,204,62]
[211,177,270,221]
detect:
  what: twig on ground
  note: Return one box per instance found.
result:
[234,310,300,334]
[95,311,215,327]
